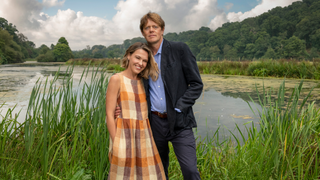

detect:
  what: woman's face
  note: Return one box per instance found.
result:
[127,48,149,75]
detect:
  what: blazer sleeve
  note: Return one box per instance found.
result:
[175,43,203,112]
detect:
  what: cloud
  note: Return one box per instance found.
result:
[0,0,303,50]
[0,0,43,29]
[209,0,302,30]
[184,0,222,30]
[42,0,65,8]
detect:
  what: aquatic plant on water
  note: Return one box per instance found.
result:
[0,65,319,179]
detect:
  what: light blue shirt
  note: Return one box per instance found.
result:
[149,40,167,113]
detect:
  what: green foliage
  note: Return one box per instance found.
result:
[0,51,7,64]
[0,18,37,63]
[57,37,69,46]
[38,44,50,55]
[36,51,55,62]
[198,59,320,80]
[53,43,73,62]
[83,0,320,61]
[0,66,110,179]
[309,47,320,59]
[262,47,277,59]
[281,36,308,59]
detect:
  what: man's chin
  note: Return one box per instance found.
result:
[147,39,158,44]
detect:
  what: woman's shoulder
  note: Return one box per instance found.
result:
[109,73,121,84]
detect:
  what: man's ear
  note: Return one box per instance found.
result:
[161,27,165,36]
[141,30,146,38]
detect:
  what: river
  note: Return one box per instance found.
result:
[1,62,320,140]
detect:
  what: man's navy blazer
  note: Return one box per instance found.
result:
[143,39,203,135]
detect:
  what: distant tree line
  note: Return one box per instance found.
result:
[72,37,146,59]
[2,0,320,64]
[73,0,320,61]
[35,37,73,62]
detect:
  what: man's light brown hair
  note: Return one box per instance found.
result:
[140,12,165,32]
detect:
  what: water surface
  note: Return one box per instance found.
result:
[1,62,319,140]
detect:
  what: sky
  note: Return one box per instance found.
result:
[0,0,301,50]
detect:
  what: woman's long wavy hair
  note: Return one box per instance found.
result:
[121,42,159,81]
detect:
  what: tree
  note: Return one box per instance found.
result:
[0,17,19,42]
[57,37,69,46]
[38,44,50,55]
[295,13,320,48]
[261,15,283,37]
[281,36,307,59]
[211,46,221,60]
[0,28,24,63]
[309,47,319,59]
[262,47,277,59]
[254,31,270,58]
[36,51,55,62]
[53,37,74,62]
[53,43,73,62]
[244,44,256,59]
[310,29,320,50]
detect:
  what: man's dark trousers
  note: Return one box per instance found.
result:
[151,113,201,180]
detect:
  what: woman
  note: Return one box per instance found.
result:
[106,42,165,179]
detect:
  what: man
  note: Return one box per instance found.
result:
[116,12,203,179]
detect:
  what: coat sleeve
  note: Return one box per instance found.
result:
[175,43,203,113]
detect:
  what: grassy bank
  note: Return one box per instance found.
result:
[66,58,124,72]
[0,66,319,179]
[198,59,320,79]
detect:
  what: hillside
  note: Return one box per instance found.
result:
[73,0,320,61]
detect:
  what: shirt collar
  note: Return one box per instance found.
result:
[155,39,164,56]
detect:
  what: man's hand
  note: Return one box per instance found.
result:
[114,106,121,118]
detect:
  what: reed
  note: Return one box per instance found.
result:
[0,65,110,179]
[198,59,320,80]
[193,80,320,179]
[0,66,319,179]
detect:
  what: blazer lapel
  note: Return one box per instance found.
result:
[160,39,169,79]
[160,39,174,103]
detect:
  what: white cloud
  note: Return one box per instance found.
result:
[209,12,228,30]
[184,0,222,30]
[0,0,303,50]
[164,0,185,9]
[0,0,43,29]
[209,0,302,30]
[42,0,65,8]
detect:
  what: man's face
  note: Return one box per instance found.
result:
[141,19,164,45]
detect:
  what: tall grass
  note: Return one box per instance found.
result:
[0,65,110,179]
[191,80,320,179]
[1,66,319,179]
[198,59,320,79]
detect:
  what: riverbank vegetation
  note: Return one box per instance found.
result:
[198,59,320,79]
[0,66,319,179]
[66,58,124,71]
